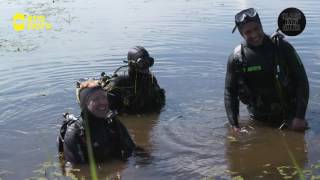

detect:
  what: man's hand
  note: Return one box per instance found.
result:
[232,126,241,132]
[231,126,249,134]
[290,117,308,131]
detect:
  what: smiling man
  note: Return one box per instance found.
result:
[58,87,135,164]
[224,8,309,132]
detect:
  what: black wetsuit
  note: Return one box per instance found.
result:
[105,70,165,114]
[61,110,135,164]
[224,35,309,127]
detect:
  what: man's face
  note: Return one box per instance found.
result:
[240,21,264,46]
[87,90,109,118]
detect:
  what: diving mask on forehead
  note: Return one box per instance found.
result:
[232,8,261,33]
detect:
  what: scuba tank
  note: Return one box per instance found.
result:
[63,112,78,121]
[95,61,129,90]
[57,112,80,153]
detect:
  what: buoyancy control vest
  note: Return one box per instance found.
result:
[232,34,292,117]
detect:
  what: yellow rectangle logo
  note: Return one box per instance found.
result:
[13,13,52,31]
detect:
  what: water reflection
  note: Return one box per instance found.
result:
[225,121,307,179]
[60,159,126,179]
[120,113,160,166]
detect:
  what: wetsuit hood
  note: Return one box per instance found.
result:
[127,46,154,74]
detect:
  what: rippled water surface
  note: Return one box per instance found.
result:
[1,0,320,179]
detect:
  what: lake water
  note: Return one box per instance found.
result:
[0,0,319,179]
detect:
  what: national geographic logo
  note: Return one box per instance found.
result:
[13,13,52,31]
[278,8,306,36]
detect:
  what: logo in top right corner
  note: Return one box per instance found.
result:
[278,7,306,36]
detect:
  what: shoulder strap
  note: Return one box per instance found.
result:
[270,33,290,79]
[270,34,289,124]
[233,44,247,73]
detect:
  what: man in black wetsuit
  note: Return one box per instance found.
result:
[58,87,135,164]
[78,46,165,114]
[105,46,165,114]
[224,8,309,132]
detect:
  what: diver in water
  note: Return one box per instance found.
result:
[79,46,165,114]
[58,86,135,164]
[224,8,309,132]
[104,46,165,114]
